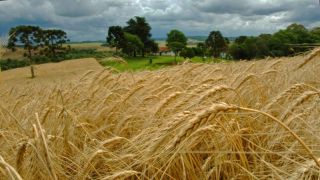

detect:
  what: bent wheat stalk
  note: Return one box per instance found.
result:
[35,113,58,180]
[236,106,320,168]
[0,155,23,180]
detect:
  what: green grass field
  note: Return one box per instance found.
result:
[99,55,226,72]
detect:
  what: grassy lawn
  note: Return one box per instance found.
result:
[99,55,226,72]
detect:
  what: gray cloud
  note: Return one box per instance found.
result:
[1,0,320,41]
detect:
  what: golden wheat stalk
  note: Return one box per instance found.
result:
[169,103,237,150]
[34,113,58,180]
[236,106,320,168]
[296,48,320,69]
[101,170,139,180]
[0,155,23,180]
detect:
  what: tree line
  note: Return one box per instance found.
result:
[107,17,320,61]
[229,24,320,60]
[8,26,69,58]
[4,18,320,76]
[106,16,158,57]
[7,25,69,77]
[165,29,229,62]
[106,17,230,62]
[163,23,320,61]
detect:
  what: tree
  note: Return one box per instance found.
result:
[41,29,69,58]
[205,31,228,58]
[145,39,159,54]
[311,27,320,42]
[166,29,187,63]
[107,26,125,53]
[235,36,248,44]
[229,44,248,60]
[124,16,151,57]
[256,34,272,58]
[286,23,314,44]
[196,42,206,57]
[180,47,195,59]
[8,25,42,78]
[242,37,259,59]
[230,24,318,60]
[122,33,144,57]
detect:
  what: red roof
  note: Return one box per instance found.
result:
[159,46,170,52]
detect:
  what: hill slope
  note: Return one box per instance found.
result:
[1,58,103,85]
[0,50,320,179]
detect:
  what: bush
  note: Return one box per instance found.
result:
[0,58,29,71]
[180,48,195,59]
[33,56,51,64]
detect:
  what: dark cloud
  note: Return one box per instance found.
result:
[1,0,319,41]
[284,4,320,23]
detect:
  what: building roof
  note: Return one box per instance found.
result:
[159,46,170,52]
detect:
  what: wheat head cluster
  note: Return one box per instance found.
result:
[0,48,320,179]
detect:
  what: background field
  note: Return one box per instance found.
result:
[1,41,226,72]
[0,49,319,179]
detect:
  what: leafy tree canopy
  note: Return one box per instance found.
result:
[205,31,227,58]
[180,47,195,59]
[166,29,187,47]
[107,26,125,52]
[166,29,187,63]
[122,32,144,57]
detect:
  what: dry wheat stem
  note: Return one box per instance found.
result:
[35,113,58,180]
[0,155,23,180]
[237,106,320,168]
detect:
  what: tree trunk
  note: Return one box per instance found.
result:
[30,65,35,78]
[174,53,177,64]
[28,47,35,78]
[51,38,56,57]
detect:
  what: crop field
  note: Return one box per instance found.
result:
[0,48,320,179]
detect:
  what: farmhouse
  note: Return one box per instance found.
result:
[159,46,174,56]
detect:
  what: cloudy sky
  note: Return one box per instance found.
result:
[0,0,320,41]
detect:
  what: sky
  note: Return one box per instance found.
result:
[0,0,320,41]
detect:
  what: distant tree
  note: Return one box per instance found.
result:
[191,47,202,57]
[311,27,320,42]
[107,26,125,53]
[272,23,315,55]
[180,47,195,59]
[122,33,144,57]
[145,39,159,54]
[166,29,187,63]
[235,36,247,44]
[242,37,259,59]
[256,34,272,57]
[205,31,228,58]
[286,23,314,44]
[41,29,69,58]
[124,16,152,57]
[224,37,230,44]
[229,44,248,60]
[8,25,42,78]
[230,24,318,60]
[196,42,206,58]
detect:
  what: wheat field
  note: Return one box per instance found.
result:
[0,48,320,179]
